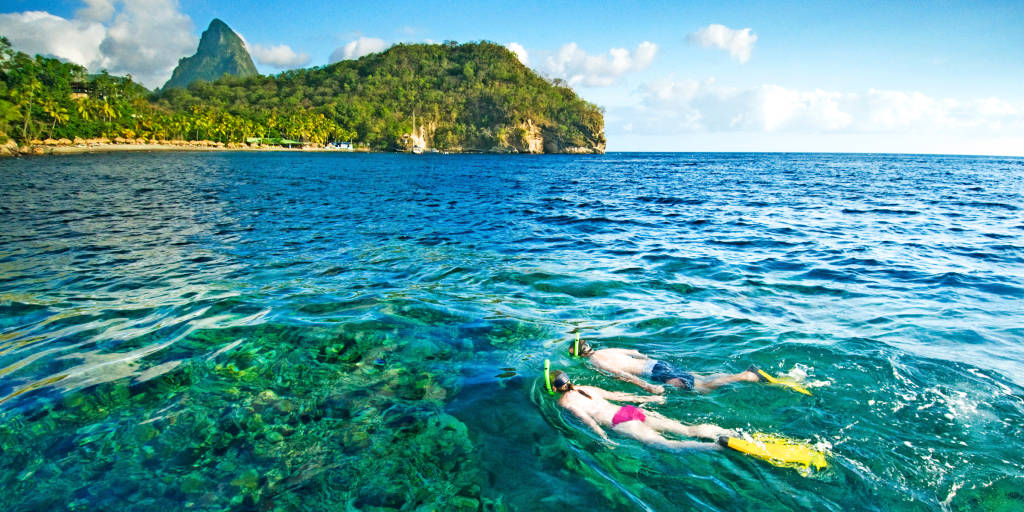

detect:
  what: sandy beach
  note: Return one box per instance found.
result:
[1,140,368,157]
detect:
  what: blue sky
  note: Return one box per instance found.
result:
[3,0,1023,155]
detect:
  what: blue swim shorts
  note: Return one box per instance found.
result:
[649,361,695,390]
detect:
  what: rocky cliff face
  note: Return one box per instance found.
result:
[512,119,605,154]
[508,120,545,153]
[481,119,605,154]
[163,19,257,90]
[418,118,604,154]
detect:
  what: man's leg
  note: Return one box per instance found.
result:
[691,370,759,392]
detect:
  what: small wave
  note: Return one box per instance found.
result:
[796,268,865,283]
[916,272,1024,298]
[646,280,705,296]
[296,296,380,316]
[635,196,705,205]
[318,266,348,277]
[710,238,799,248]
[537,214,652,228]
[959,201,1019,211]
[832,257,886,268]
[744,279,863,298]
[842,208,921,215]
[486,271,630,299]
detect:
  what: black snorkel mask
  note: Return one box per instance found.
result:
[544,362,570,395]
[571,333,591,357]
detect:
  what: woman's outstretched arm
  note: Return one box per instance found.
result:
[583,386,665,404]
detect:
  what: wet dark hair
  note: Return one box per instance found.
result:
[568,339,594,357]
[549,371,591,399]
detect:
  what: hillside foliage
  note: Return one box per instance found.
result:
[0,37,604,152]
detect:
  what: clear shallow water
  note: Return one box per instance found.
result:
[1,152,1023,511]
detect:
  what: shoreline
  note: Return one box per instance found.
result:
[1,141,372,157]
[1,139,605,157]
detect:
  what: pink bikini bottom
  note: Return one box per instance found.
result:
[611,405,646,426]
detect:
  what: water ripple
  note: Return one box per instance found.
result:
[1,152,1023,510]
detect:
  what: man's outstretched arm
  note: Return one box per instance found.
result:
[611,370,665,394]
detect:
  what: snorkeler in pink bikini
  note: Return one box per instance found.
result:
[548,370,732,451]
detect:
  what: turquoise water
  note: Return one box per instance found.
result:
[1,152,1022,511]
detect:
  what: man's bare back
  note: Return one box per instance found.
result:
[587,348,666,394]
[589,348,653,375]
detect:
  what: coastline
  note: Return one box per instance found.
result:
[1,140,371,157]
[0,141,605,157]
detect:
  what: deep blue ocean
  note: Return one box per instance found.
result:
[1,152,1022,511]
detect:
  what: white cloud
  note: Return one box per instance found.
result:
[0,1,196,89]
[329,37,389,63]
[688,24,757,63]
[506,42,529,66]
[0,11,107,69]
[629,76,1024,136]
[540,41,657,87]
[76,0,115,22]
[248,43,310,69]
[98,0,196,86]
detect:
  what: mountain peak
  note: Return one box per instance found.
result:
[162,18,257,90]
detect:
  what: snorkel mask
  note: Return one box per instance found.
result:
[569,333,591,357]
[552,372,570,390]
[544,361,572,395]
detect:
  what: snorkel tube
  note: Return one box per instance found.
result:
[544,359,554,395]
[574,333,580,357]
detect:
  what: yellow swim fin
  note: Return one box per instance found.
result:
[749,365,812,395]
[718,433,828,473]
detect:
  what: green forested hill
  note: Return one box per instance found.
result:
[1,36,604,153]
[155,42,605,152]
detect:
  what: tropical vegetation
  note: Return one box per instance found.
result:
[0,36,604,152]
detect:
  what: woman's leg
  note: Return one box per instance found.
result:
[642,410,735,440]
[613,421,721,451]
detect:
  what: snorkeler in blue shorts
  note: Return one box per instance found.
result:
[568,338,771,394]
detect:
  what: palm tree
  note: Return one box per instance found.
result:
[100,100,116,122]
[0,99,21,138]
[18,79,41,141]
[41,99,68,137]
[75,99,93,121]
